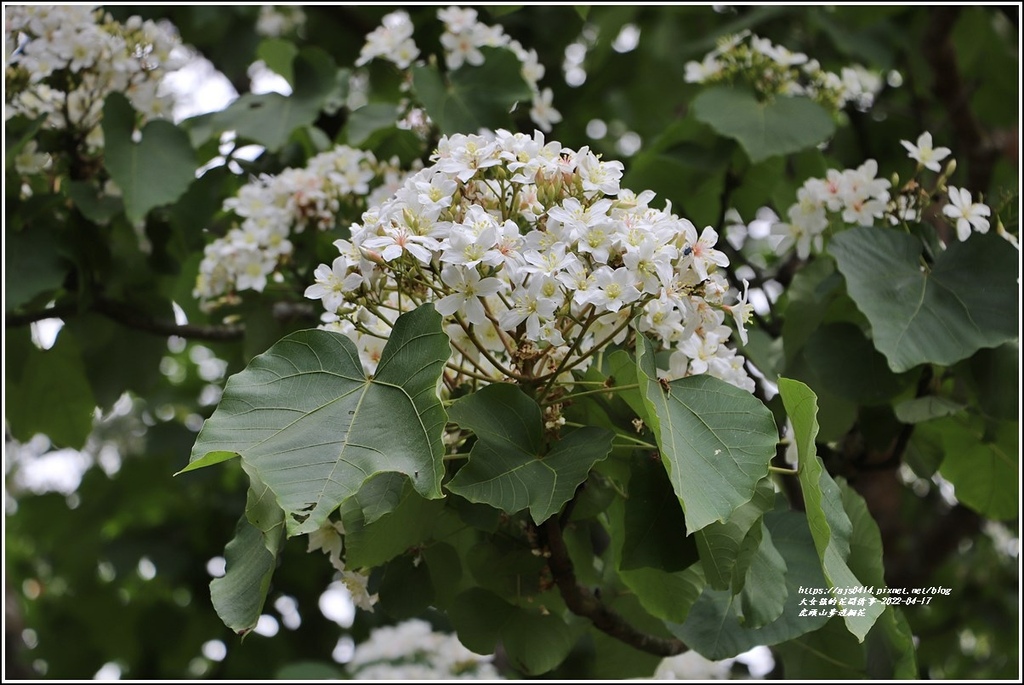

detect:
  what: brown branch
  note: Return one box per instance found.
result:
[923,7,1001,195]
[93,297,246,341]
[5,303,80,326]
[542,518,689,657]
[5,297,245,342]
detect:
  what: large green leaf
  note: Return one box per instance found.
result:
[448,587,514,655]
[829,227,1019,372]
[502,609,577,676]
[736,522,788,629]
[670,510,830,659]
[341,485,445,568]
[592,593,673,679]
[695,478,775,591]
[803,323,916,405]
[602,349,648,420]
[619,455,698,571]
[256,37,299,85]
[5,222,67,312]
[411,47,533,136]
[446,383,613,524]
[344,102,402,146]
[350,472,409,525]
[378,554,435,619]
[839,482,917,678]
[779,378,883,640]
[775,617,870,678]
[776,482,917,678]
[184,304,449,536]
[608,495,705,623]
[936,416,1018,520]
[210,468,285,635]
[183,47,339,151]
[779,256,845,363]
[66,180,123,225]
[963,341,1019,421]
[893,396,964,424]
[691,86,836,163]
[6,332,96,449]
[448,587,575,675]
[63,313,167,410]
[636,335,778,532]
[102,93,197,224]
[618,565,705,624]
[465,538,547,603]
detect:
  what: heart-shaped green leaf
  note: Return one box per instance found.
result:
[935,416,1018,520]
[692,86,835,163]
[736,522,788,629]
[182,47,340,151]
[670,510,830,659]
[412,47,533,136]
[636,334,777,532]
[5,332,95,450]
[695,478,776,590]
[183,304,449,536]
[102,93,196,224]
[446,383,613,524]
[829,227,1019,372]
[210,467,285,635]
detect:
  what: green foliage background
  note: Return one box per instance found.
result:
[4,4,1019,680]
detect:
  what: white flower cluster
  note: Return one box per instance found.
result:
[770,131,1014,258]
[4,5,184,150]
[306,130,755,395]
[347,619,502,680]
[355,6,562,132]
[684,30,881,113]
[899,132,1004,245]
[194,145,412,309]
[255,5,306,38]
[771,159,891,259]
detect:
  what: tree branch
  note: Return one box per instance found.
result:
[923,7,1000,195]
[542,518,689,657]
[5,303,80,327]
[93,297,246,341]
[5,297,245,342]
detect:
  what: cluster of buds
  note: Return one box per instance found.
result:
[684,30,882,113]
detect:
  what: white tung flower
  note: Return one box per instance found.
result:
[530,87,562,133]
[307,520,346,572]
[900,131,951,173]
[434,265,505,325]
[943,186,991,241]
[305,256,363,312]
